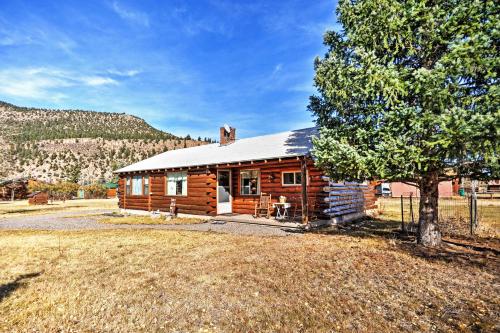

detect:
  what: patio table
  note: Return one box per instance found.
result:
[273,202,291,221]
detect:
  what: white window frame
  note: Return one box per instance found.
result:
[240,169,260,195]
[144,175,150,195]
[282,171,306,186]
[125,176,131,196]
[166,171,188,196]
[132,175,143,195]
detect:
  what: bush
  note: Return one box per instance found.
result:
[82,184,107,199]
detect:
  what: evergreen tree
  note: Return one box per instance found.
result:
[309,0,498,246]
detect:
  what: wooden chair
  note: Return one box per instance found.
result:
[291,196,302,221]
[254,193,272,219]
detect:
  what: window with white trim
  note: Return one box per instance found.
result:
[166,172,187,196]
[144,175,150,195]
[240,170,260,195]
[126,176,131,195]
[132,175,143,195]
[282,171,302,186]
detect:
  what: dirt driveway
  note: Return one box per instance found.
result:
[0,210,300,237]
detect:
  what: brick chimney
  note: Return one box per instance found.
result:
[220,125,236,145]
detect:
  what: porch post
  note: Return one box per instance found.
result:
[301,156,309,224]
[148,191,152,212]
[123,177,126,210]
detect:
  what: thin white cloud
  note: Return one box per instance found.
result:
[0,67,119,102]
[81,76,118,86]
[111,1,149,27]
[0,17,78,53]
[107,69,141,77]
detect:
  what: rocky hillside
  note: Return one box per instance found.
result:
[0,101,210,183]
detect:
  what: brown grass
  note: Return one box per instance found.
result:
[0,198,118,218]
[99,215,207,225]
[0,228,498,332]
[377,197,500,237]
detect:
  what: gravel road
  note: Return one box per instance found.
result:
[0,210,302,237]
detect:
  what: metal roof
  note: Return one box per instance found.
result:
[115,127,318,173]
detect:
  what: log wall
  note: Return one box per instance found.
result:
[117,157,376,219]
[229,158,328,217]
[322,179,378,218]
[119,169,217,216]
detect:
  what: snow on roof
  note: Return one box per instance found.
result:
[115,127,318,173]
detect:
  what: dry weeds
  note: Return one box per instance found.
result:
[0,228,498,332]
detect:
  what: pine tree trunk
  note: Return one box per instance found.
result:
[418,172,442,246]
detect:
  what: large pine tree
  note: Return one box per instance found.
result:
[309,0,499,246]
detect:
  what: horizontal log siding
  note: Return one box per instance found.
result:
[231,159,329,217]
[118,177,125,208]
[117,157,376,218]
[364,181,378,210]
[118,169,217,216]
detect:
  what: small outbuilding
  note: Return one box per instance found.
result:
[104,182,119,198]
[27,191,49,205]
[0,178,31,201]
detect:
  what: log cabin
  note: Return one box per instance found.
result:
[115,126,375,224]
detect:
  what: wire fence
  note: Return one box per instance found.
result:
[378,194,480,237]
[402,194,478,237]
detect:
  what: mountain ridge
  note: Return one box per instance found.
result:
[0,101,209,183]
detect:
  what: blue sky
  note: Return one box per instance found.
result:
[0,0,338,139]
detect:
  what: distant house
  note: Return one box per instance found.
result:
[27,191,48,205]
[77,189,85,199]
[487,180,500,192]
[104,182,118,198]
[390,180,459,198]
[0,178,32,201]
[115,126,376,223]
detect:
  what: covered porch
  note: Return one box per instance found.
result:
[214,155,327,224]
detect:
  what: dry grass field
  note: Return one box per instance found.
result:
[0,198,118,218]
[99,215,207,225]
[377,197,500,237]
[1,225,498,332]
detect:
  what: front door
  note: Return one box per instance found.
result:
[217,170,232,214]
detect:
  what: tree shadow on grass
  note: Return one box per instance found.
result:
[313,218,406,241]
[314,218,499,275]
[0,272,42,303]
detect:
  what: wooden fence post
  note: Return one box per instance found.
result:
[474,193,478,230]
[400,195,405,232]
[409,193,415,230]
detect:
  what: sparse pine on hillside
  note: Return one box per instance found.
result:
[0,101,210,183]
[0,101,176,142]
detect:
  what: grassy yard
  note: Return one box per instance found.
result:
[0,198,118,218]
[1,226,498,332]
